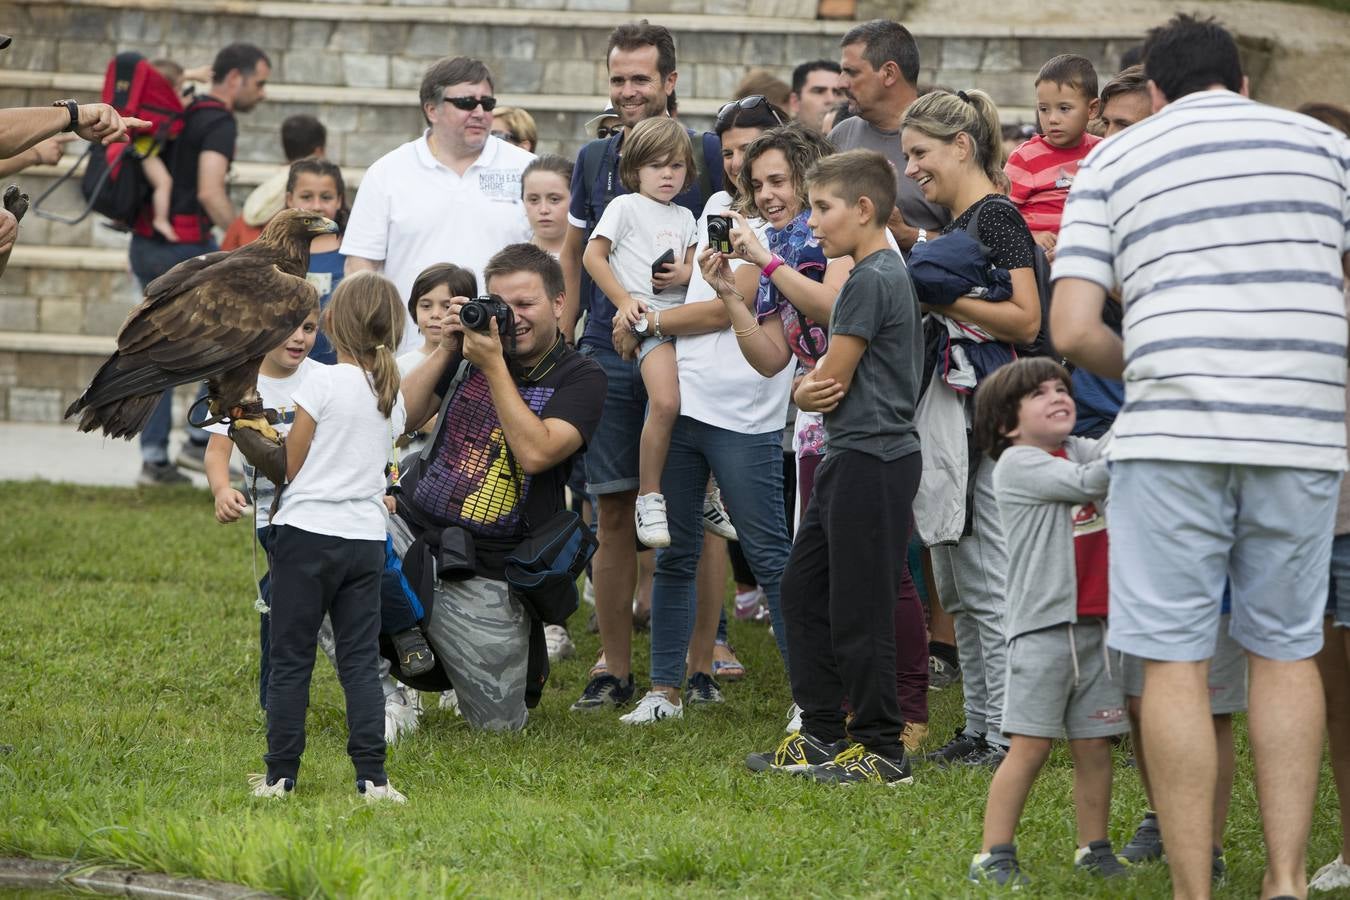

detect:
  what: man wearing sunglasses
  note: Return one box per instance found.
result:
[560,20,725,714]
[344,57,535,353]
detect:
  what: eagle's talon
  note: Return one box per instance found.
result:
[232,416,280,444]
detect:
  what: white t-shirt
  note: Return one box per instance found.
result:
[590,192,697,313]
[396,347,433,378]
[342,133,535,353]
[676,191,793,434]
[1054,91,1350,471]
[206,357,323,528]
[272,363,408,541]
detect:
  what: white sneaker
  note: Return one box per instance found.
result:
[619,690,683,725]
[438,689,461,715]
[582,576,596,607]
[702,487,737,540]
[544,624,575,661]
[634,493,671,548]
[357,779,407,804]
[1311,855,1350,891]
[383,685,422,744]
[785,702,803,734]
[248,773,293,798]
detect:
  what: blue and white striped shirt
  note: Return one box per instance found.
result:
[1054,90,1350,471]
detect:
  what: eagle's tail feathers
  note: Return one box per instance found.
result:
[75,393,163,439]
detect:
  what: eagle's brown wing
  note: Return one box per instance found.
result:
[67,257,318,434]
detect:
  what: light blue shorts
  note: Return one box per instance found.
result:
[637,333,675,364]
[1121,614,1248,715]
[1108,460,1339,663]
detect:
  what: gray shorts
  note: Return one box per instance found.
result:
[1002,620,1128,740]
[1121,614,1248,715]
[637,332,675,364]
[1108,460,1339,663]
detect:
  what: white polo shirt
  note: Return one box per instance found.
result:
[677,191,794,435]
[343,132,535,352]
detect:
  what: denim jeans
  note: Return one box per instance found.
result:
[128,234,217,463]
[649,416,791,687]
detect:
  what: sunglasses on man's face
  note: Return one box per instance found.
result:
[596,125,619,139]
[443,94,497,112]
[715,94,785,131]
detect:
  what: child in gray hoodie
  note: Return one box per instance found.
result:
[967,357,1129,887]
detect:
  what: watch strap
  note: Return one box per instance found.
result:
[52,99,78,133]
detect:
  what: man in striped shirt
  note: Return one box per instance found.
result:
[1051,14,1350,900]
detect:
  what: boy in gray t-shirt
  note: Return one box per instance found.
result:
[745,150,923,786]
[966,357,1128,888]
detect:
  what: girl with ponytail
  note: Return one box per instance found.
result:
[255,270,409,803]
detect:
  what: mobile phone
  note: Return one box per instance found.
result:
[651,248,675,279]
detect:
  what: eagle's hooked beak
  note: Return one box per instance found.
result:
[310,217,339,234]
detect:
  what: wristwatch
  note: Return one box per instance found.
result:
[52,99,78,133]
[631,315,650,337]
[915,228,929,244]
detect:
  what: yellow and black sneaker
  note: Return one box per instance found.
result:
[745,731,847,773]
[805,743,915,786]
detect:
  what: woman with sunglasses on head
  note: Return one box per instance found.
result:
[343,57,535,356]
[492,106,538,153]
[597,95,799,723]
[698,122,932,750]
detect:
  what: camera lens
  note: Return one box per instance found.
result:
[460,302,486,331]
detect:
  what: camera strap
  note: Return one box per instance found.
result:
[511,330,566,384]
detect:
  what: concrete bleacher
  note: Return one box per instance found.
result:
[0,0,1142,422]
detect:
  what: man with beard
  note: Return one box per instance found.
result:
[560,20,724,713]
[344,57,535,354]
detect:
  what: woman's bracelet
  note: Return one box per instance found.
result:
[761,255,784,278]
[734,321,762,338]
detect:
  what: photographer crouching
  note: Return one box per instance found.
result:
[395,244,606,730]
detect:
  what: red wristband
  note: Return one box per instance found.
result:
[761,255,784,278]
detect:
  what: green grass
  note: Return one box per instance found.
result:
[0,481,1344,897]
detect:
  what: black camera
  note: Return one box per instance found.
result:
[706,214,734,254]
[459,294,514,335]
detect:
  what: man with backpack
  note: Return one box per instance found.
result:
[130,42,270,486]
[559,20,724,713]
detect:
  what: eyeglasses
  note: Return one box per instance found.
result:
[443,94,497,112]
[491,129,520,144]
[715,94,786,131]
[596,125,619,139]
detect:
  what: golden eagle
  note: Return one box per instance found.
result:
[66,209,338,442]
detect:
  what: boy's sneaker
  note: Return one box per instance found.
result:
[805,743,914,786]
[963,741,1007,770]
[969,844,1029,887]
[785,702,803,734]
[701,488,737,540]
[391,627,435,677]
[174,440,208,473]
[635,493,671,548]
[1310,853,1350,891]
[924,729,985,767]
[137,461,190,486]
[1074,840,1129,878]
[619,690,683,725]
[357,780,407,804]
[248,773,294,799]
[438,689,460,715]
[901,722,930,754]
[384,685,421,743]
[544,624,575,661]
[684,672,723,706]
[1120,812,1163,864]
[928,654,961,690]
[570,673,635,711]
[746,731,847,773]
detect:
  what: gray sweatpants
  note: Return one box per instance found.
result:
[388,515,531,731]
[424,576,530,731]
[930,458,1009,746]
